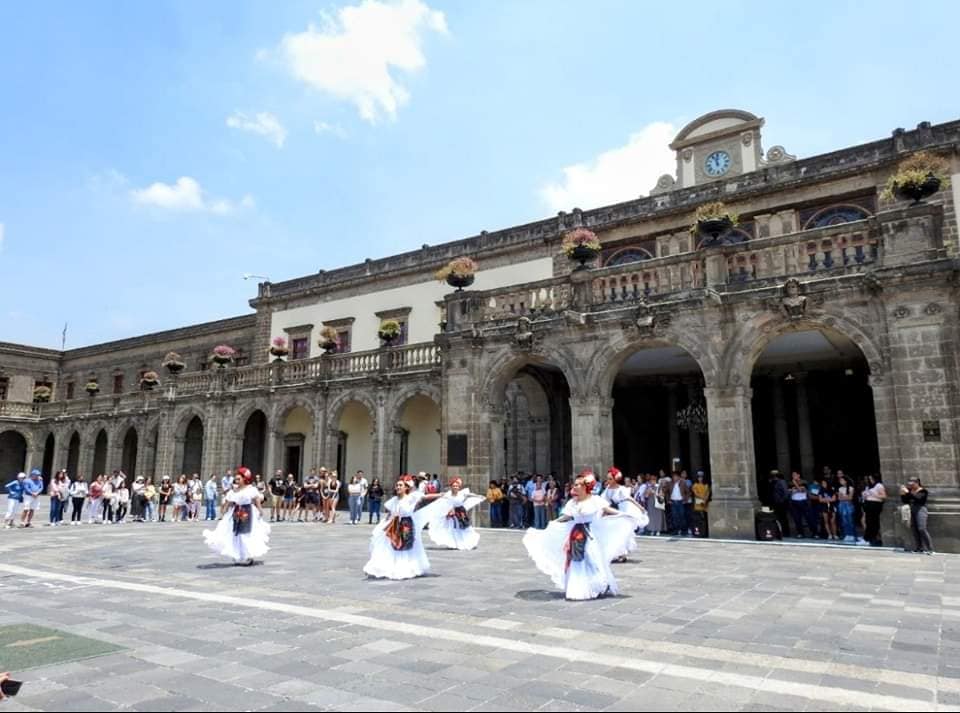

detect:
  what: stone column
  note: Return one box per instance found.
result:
[200,405,221,477]
[569,393,614,475]
[373,391,387,478]
[794,373,815,479]
[667,383,681,464]
[54,432,70,474]
[154,412,175,481]
[703,385,758,538]
[686,382,703,472]
[771,376,791,474]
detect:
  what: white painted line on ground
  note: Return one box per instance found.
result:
[0,563,954,711]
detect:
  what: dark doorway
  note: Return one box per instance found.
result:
[182,417,204,475]
[242,411,268,476]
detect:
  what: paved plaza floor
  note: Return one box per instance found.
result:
[0,519,957,712]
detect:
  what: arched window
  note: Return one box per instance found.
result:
[604,248,655,267]
[696,229,751,250]
[803,205,871,230]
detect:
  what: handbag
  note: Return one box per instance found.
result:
[655,496,666,511]
[899,504,912,525]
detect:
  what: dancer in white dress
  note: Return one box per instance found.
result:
[523,471,639,601]
[203,467,271,566]
[602,467,649,563]
[425,477,485,550]
[364,475,445,580]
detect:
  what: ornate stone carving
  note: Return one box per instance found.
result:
[563,310,587,327]
[925,303,943,316]
[682,148,694,162]
[741,131,753,146]
[861,272,883,296]
[650,174,676,196]
[470,323,485,349]
[780,278,807,319]
[764,145,796,163]
[513,317,537,352]
[892,305,911,320]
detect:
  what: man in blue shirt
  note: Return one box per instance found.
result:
[21,469,44,528]
[4,472,27,529]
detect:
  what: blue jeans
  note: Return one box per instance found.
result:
[368,500,381,523]
[144,502,155,521]
[349,495,362,523]
[837,501,855,539]
[670,501,687,533]
[509,501,525,528]
[50,498,63,524]
[533,505,547,530]
[205,500,217,520]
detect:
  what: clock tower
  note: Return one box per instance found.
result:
[649,109,795,194]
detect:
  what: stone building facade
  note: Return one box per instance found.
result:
[3,110,960,549]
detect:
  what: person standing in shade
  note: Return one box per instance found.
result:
[836,474,856,543]
[508,477,526,529]
[692,471,711,537]
[768,470,790,538]
[668,471,690,536]
[861,474,887,546]
[531,476,548,530]
[368,478,384,524]
[901,478,934,554]
[205,474,219,521]
[788,472,812,538]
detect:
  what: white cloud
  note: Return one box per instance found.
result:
[539,122,678,213]
[313,120,348,138]
[279,0,447,123]
[226,111,288,148]
[130,177,253,215]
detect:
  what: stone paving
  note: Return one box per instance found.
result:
[0,518,958,711]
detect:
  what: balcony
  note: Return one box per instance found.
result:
[0,342,442,422]
[445,202,944,325]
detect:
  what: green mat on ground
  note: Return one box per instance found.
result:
[0,624,122,670]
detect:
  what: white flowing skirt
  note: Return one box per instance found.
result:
[523,520,620,600]
[428,516,480,550]
[203,506,271,562]
[363,517,431,580]
[602,501,648,561]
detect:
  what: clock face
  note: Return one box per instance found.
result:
[704,151,732,177]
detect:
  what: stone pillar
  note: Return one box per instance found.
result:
[200,405,221,477]
[569,393,614,475]
[373,390,387,478]
[154,412,175,481]
[704,385,758,538]
[54,432,70,474]
[685,382,704,472]
[794,373,815,479]
[771,376,791,475]
[667,383,681,464]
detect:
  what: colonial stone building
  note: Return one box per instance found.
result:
[3,110,960,549]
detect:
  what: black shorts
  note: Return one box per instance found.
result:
[306,492,321,505]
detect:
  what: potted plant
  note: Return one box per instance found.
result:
[140,371,160,390]
[85,381,100,396]
[162,352,186,374]
[881,152,951,205]
[378,319,402,346]
[32,385,52,403]
[561,228,602,270]
[436,256,478,291]
[210,345,236,368]
[269,336,289,361]
[319,326,340,354]
[692,201,739,244]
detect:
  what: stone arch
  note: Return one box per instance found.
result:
[481,345,583,405]
[0,429,30,477]
[326,390,378,429]
[91,428,109,477]
[273,397,317,481]
[722,310,885,388]
[66,431,82,477]
[587,328,718,399]
[802,203,872,230]
[232,398,273,440]
[386,383,442,428]
[121,425,139,478]
[389,386,443,475]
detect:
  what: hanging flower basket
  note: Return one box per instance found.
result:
[85,381,100,396]
[692,202,739,245]
[436,257,478,291]
[378,319,402,345]
[140,371,160,391]
[162,352,186,374]
[561,229,601,270]
[32,385,52,403]
[269,336,289,361]
[882,152,951,205]
[319,326,340,354]
[211,344,236,368]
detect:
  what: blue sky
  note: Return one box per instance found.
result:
[1,0,958,349]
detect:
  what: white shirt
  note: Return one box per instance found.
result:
[359,477,368,498]
[671,482,683,501]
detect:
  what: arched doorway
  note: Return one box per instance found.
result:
[610,345,709,478]
[92,429,108,477]
[396,394,442,475]
[498,364,572,481]
[241,410,268,477]
[67,432,81,477]
[42,433,55,479]
[0,431,27,478]
[121,427,138,478]
[182,417,204,475]
[336,401,373,484]
[750,328,880,497]
[282,406,314,481]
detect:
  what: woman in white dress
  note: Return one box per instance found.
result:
[602,467,649,562]
[364,475,444,580]
[203,467,271,566]
[523,471,639,601]
[425,477,485,551]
